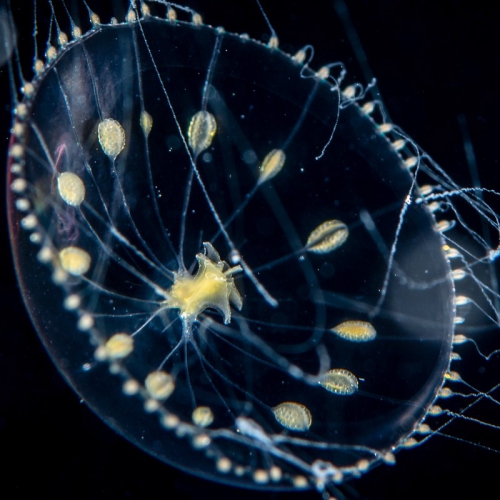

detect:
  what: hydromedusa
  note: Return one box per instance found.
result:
[3,1,499,499]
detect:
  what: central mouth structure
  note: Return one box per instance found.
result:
[164,242,243,333]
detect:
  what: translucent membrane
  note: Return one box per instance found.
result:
[6,1,500,497]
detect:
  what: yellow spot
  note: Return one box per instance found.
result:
[392,139,406,150]
[15,198,29,211]
[268,35,279,49]
[98,118,125,159]
[419,184,435,197]
[451,269,467,281]
[378,123,393,133]
[234,465,245,476]
[258,149,286,184]
[331,320,376,342]
[37,247,53,263]
[318,368,358,395]
[273,402,311,432]
[90,12,100,27]
[145,371,175,400]
[21,214,37,230]
[269,466,282,482]
[126,9,137,23]
[105,333,134,359]
[59,246,91,276]
[188,110,216,156]
[16,98,28,116]
[123,379,140,396]
[63,294,80,310]
[10,144,24,160]
[306,219,348,254]
[77,314,94,331]
[192,13,203,25]
[11,178,27,193]
[332,469,343,483]
[292,49,307,64]
[342,85,356,99]
[453,334,467,345]
[403,438,418,448]
[13,123,26,138]
[10,163,23,174]
[293,475,309,488]
[34,59,44,75]
[445,371,461,381]
[439,387,453,398]
[417,424,431,434]
[436,219,454,233]
[165,242,242,324]
[444,246,461,259]
[405,156,418,168]
[144,399,160,412]
[357,459,370,472]
[21,83,34,97]
[316,66,330,79]
[167,7,177,22]
[253,469,269,484]
[429,405,443,416]
[161,414,179,429]
[94,345,108,361]
[192,434,211,449]
[140,111,153,137]
[455,295,471,306]
[216,457,232,473]
[51,268,67,285]
[58,32,68,47]
[46,45,57,62]
[57,172,85,206]
[192,406,214,427]
[362,101,375,115]
[427,202,440,213]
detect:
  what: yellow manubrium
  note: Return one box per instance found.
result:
[165,242,242,323]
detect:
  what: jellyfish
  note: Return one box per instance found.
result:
[3,1,500,499]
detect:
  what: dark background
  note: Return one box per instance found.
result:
[1,1,499,499]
